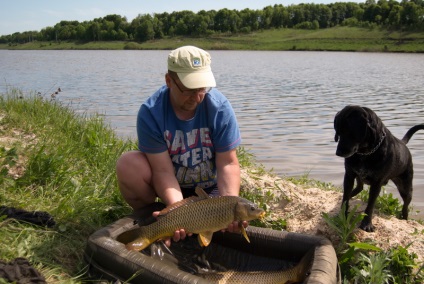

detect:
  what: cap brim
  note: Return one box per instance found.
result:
[177,71,216,89]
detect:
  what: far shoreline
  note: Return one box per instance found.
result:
[1,27,424,53]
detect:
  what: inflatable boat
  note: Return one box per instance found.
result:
[84,203,341,283]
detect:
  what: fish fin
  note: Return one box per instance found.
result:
[198,231,214,247]
[158,196,201,217]
[195,186,211,199]
[150,241,172,260]
[158,187,210,217]
[240,224,250,243]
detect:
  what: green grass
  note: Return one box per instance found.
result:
[0,88,134,281]
[322,204,424,283]
[1,26,424,52]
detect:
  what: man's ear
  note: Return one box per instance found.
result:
[165,73,172,87]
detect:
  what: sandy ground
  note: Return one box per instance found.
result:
[241,169,424,263]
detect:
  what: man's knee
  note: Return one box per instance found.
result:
[117,151,141,168]
[116,151,150,179]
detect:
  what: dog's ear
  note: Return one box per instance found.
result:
[334,111,341,129]
[334,111,341,142]
[362,107,381,139]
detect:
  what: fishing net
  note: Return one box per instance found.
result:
[0,258,46,284]
[0,206,56,227]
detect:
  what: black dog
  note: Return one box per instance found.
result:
[334,105,424,232]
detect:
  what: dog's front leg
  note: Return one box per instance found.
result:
[351,178,364,197]
[342,170,356,215]
[360,183,382,232]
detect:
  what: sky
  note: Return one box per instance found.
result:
[0,0,361,36]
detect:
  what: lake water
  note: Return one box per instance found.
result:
[1,49,424,217]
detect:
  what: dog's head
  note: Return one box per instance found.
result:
[334,105,383,158]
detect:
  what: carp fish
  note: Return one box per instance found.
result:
[119,187,265,251]
[200,248,314,284]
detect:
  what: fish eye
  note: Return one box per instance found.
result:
[250,206,256,211]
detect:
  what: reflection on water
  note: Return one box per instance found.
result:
[1,50,424,215]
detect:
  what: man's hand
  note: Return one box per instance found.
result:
[152,211,192,247]
[224,220,248,233]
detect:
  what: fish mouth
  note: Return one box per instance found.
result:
[259,211,266,219]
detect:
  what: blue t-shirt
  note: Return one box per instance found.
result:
[137,85,241,190]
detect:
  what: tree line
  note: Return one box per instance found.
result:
[1,0,423,44]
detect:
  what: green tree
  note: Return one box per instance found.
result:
[388,4,403,27]
[156,12,175,36]
[87,22,100,41]
[238,8,260,31]
[2,1,424,42]
[270,5,286,28]
[152,16,164,39]
[401,1,421,27]
[134,14,154,41]
[289,5,306,27]
[179,11,198,35]
[75,24,87,41]
[318,4,332,28]
[330,3,349,25]
[261,6,273,29]
[363,3,380,23]
[175,19,188,35]
[191,14,209,36]
[103,14,128,32]
[214,9,241,33]
[39,26,55,41]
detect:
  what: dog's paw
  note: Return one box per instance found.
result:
[359,220,375,232]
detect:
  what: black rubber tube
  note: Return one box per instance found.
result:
[84,213,341,283]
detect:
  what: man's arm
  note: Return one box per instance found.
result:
[216,148,241,196]
[216,148,246,233]
[145,151,190,244]
[145,151,183,206]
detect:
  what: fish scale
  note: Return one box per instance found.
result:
[201,248,315,284]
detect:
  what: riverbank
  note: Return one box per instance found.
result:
[1,26,424,52]
[1,90,423,282]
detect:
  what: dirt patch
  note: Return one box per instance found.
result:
[0,116,35,179]
[241,169,424,262]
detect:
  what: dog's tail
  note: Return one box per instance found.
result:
[402,124,424,144]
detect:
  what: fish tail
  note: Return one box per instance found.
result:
[292,248,315,281]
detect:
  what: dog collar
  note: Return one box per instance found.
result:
[357,131,386,156]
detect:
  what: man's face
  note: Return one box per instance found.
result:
[166,73,207,114]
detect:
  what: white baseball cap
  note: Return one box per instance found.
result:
[167,46,216,89]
